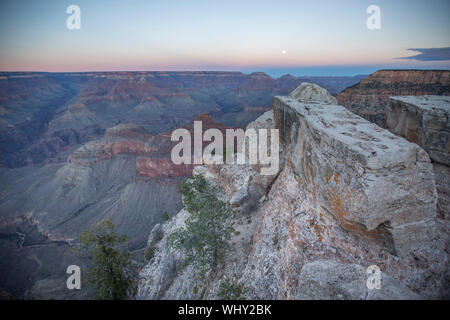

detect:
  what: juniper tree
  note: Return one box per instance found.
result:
[168,175,233,273]
[76,220,137,300]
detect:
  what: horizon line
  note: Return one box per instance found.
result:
[1,68,450,78]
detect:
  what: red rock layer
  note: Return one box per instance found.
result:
[69,113,236,179]
[136,158,196,178]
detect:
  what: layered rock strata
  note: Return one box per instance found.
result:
[386,95,450,219]
[337,70,450,127]
[138,84,447,300]
[273,95,437,256]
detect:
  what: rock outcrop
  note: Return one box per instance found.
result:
[386,95,450,219]
[337,70,450,127]
[295,260,421,300]
[289,82,338,104]
[137,83,448,300]
[387,96,449,166]
[273,96,437,256]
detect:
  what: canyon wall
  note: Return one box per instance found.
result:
[1,70,448,299]
[386,95,450,220]
[0,72,363,168]
[138,84,448,300]
[0,111,234,298]
[337,70,450,127]
[1,71,364,299]
[273,95,437,256]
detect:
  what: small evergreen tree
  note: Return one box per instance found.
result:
[162,211,170,222]
[144,245,155,262]
[76,220,137,300]
[168,175,233,273]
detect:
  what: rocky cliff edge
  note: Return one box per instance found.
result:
[137,84,448,300]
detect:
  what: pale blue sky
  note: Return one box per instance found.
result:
[0,0,449,75]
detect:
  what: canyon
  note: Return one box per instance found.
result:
[138,82,449,300]
[337,70,450,128]
[0,70,448,299]
[0,71,363,299]
[0,71,364,168]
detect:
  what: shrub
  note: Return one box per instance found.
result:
[75,220,137,300]
[168,175,233,273]
[162,211,170,222]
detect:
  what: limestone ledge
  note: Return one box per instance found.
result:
[273,96,437,256]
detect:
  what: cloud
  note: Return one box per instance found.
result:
[397,47,450,61]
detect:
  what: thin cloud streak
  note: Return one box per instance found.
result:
[397,47,450,61]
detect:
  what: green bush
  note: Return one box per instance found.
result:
[162,211,170,222]
[75,220,137,300]
[217,278,245,300]
[168,175,233,273]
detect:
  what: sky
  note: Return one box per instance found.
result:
[0,0,449,76]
